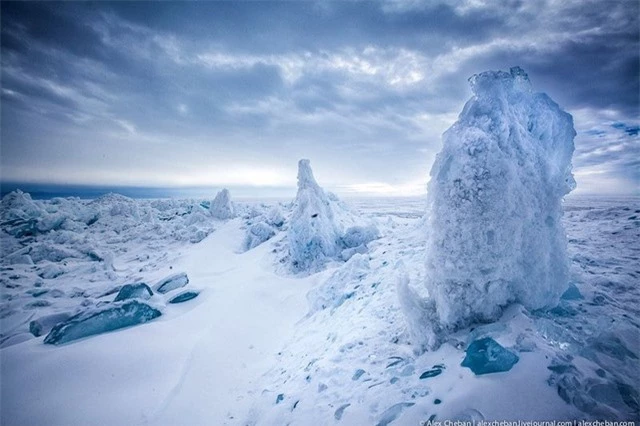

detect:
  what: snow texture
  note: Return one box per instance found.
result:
[210,189,235,220]
[418,67,576,348]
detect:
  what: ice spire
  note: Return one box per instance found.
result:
[411,67,576,349]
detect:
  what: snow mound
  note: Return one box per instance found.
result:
[210,189,235,220]
[415,67,576,349]
[288,159,378,273]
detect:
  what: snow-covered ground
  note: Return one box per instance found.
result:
[1,191,638,425]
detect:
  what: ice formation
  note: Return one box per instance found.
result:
[461,337,519,375]
[287,159,379,272]
[288,159,343,272]
[244,222,277,250]
[113,283,153,302]
[44,300,161,345]
[169,291,199,304]
[154,272,189,294]
[29,312,73,337]
[210,189,235,220]
[418,67,576,348]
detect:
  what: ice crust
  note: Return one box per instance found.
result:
[418,67,576,347]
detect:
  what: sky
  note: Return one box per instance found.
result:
[1,0,638,197]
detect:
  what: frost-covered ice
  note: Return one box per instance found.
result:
[288,159,344,272]
[210,188,236,220]
[414,67,576,349]
[287,159,378,273]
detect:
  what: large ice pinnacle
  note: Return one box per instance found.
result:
[423,66,576,346]
[288,159,341,273]
[210,188,235,220]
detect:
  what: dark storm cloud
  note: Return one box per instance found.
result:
[1,0,638,194]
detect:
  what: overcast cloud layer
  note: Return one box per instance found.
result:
[1,0,638,196]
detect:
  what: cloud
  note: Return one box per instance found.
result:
[1,1,637,196]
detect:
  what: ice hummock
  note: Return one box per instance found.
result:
[210,189,235,220]
[43,300,161,345]
[409,67,576,349]
[287,159,378,273]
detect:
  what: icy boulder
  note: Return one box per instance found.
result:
[266,206,285,228]
[44,300,161,345]
[0,190,44,222]
[418,67,575,347]
[168,291,199,304]
[244,222,277,250]
[29,312,73,337]
[113,283,153,302]
[288,159,342,273]
[461,337,519,375]
[210,189,235,220]
[154,272,189,294]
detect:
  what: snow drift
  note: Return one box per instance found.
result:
[411,67,576,349]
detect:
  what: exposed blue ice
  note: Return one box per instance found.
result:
[44,300,161,345]
[352,368,366,380]
[154,272,189,294]
[334,403,350,420]
[168,291,199,304]
[376,402,415,426]
[461,337,519,375]
[113,283,153,302]
[561,283,584,300]
[419,365,444,379]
